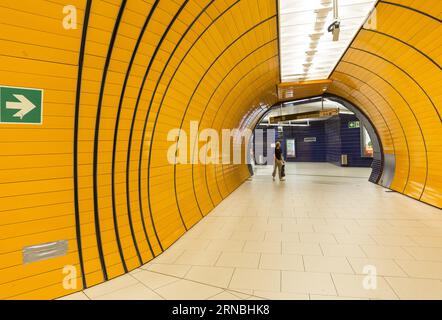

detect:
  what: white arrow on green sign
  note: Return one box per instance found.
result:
[0,86,43,124]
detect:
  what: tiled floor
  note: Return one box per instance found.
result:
[60,163,442,300]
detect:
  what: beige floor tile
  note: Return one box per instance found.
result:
[243,240,281,254]
[83,274,139,299]
[251,223,282,232]
[208,291,242,300]
[282,224,314,233]
[221,222,253,232]
[246,296,267,300]
[230,230,266,241]
[170,238,211,251]
[155,279,223,300]
[395,260,442,279]
[71,163,442,301]
[150,248,184,264]
[360,245,413,259]
[260,254,304,271]
[297,218,327,225]
[310,295,364,300]
[282,271,336,295]
[143,263,191,278]
[347,257,406,277]
[129,268,143,275]
[227,289,253,299]
[185,266,234,287]
[356,219,390,227]
[253,290,309,300]
[216,252,260,268]
[334,234,376,245]
[94,283,163,300]
[345,225,383,235]
[313,225,349,234]
[326,218,359,227]
[403,247,442,262]
[265,231,299,242]
[197,229,233,240]
[229,269,280,292]
[299,233,338,244]
[240,217,268,224]
[332,274,398,299]
[268,217,298,225]
[58,291,90,300]
[303,256,353,273]
[205,239,245,252]
[387,220,427,228]
[377,226,424,237]
[321,244,366,257]
[385,277,442,299]
[282,242,322,256]
[131,270,179,290]
[174,250,221,266]
[410,236,442,248]
[371,235,417,246]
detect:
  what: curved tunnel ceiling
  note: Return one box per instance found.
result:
[0,0,440,299]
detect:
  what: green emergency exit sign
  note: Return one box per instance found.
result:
[348,120,360,129]
[0,86,43,124]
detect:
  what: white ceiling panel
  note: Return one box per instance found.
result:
[279,0,377,82]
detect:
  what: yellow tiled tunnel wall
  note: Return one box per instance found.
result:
[0,0,441,300]
[0,0,278,299]
[328,0,441,208]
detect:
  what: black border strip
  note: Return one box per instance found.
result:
[73,0,92,289]
[168,16,277,217]
[335,60,419,193]
[112,0,160,264]
[127,0,191,253]
[92,0,128,281]
[191,39,278,210]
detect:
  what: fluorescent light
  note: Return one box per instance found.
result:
[279,0,377,82]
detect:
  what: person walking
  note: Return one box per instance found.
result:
[272,141,285,181]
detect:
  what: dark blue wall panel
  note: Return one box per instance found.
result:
[254,114,373,167]
[324,116,341,165]
[339,114,373,167]
[282,121,326,162]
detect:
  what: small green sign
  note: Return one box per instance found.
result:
[0,86,43,124]
[348,120,360,129]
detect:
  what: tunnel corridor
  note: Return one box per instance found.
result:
[0,0,440,300]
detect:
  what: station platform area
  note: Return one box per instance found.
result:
[60,163,442,300]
